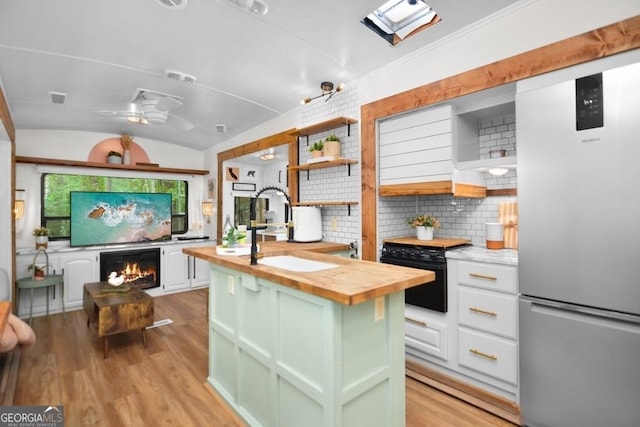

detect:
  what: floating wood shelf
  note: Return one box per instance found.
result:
[288,158,358,172]
[15,156,209,175]
[291,117,358,138]
[293,201,358,206]
[293,201,359,216]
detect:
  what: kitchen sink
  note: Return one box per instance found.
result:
[259,255,338,272]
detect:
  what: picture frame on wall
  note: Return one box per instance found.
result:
[207,178,215,199]
[232,182,256,192]
[226,167,240,181]
[243,167,258,182]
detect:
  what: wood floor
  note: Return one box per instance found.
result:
[13,288,517,426]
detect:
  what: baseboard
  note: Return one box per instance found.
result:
[406,360,522,426]
[0,350,21,405]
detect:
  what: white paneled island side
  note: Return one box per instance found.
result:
[183,241,435,427]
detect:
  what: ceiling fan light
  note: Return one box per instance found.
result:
[126,116,148,124]
[259,153,275,161]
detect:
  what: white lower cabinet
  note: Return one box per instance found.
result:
[453,257,519,401]
[405,252,519,404]
[57,250,100,309]
[162,241,211,293]
[405,305,449,363]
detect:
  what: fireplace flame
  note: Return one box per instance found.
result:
[122,262,154,283]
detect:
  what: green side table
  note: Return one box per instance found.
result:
[16,249,65,324]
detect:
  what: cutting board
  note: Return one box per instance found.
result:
[498,202,518,249]
[383,237,471,249]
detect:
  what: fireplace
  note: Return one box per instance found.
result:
[100,248,160,290]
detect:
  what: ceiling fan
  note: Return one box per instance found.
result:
[97,88,194,131]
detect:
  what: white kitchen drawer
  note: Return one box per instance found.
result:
[457,327,517,385]
[457,260,517,294]
[458,287,517,339]
[405,313,448,362]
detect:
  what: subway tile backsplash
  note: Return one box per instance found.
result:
[297,90,518,256]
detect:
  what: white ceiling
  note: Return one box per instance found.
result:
[0,0,518,152]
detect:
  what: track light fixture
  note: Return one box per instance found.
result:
[301,81,345,104]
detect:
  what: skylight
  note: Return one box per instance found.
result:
[362,0,440,46]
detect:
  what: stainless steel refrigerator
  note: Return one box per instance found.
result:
[517,50,640,427]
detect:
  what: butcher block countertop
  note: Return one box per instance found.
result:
[383,236,471,248]
[183,241,435,306]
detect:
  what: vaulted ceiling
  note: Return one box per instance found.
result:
[0,0,517,151]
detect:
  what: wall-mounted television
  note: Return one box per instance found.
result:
[70,191,172,247]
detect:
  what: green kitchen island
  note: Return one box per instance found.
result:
[183,241,434,427]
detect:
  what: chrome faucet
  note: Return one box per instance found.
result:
[250,186,294,265]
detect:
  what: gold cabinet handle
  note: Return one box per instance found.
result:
[469,273,497,281]
[404,316,427,327]
[469,348,498,361]
[469,307,498,317]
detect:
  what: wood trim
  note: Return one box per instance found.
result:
[0,84,15,143]
[453,183,487,198]
[406,361,522,426]
[487,188,517,197]
[15,156,209,175]
[216,129,298,241]
[379,181,453,196]
[361,16,640,261]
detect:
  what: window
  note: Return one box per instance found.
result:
[41,173,188,239]
[362,0,440,46]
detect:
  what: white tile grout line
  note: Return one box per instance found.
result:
[146,318,173,329]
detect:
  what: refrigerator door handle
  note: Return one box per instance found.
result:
[521,295,640,326]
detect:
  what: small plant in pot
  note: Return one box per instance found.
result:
[107,150,123,164]
[308,141,324,159]
[27,263,46,280]
[323,134,341,159]
[222,226,246,248]
[407,214,440,241]
[32,226,50,249]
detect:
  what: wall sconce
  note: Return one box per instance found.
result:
[301,81,345,104]
[202,201,214,224]
[14,189,25,220]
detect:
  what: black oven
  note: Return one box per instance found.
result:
[380,240,469,313]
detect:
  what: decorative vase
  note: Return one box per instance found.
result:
[323,141,340,159]
[123,149,131,165]
[416,226,434,241]
[107,155,122,164]
[35,235,48,250]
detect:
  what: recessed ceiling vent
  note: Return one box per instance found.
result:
[155,0,188,10]
[49,91,66,104]
[165,69,197,84]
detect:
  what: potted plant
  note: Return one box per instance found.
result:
[407,214,440,241]
[222,226,246,248]
[27,263,46,280]
[324,134,340,159]
[107,150,123,164]
[308,141,324,159]
[32,226,50,249]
